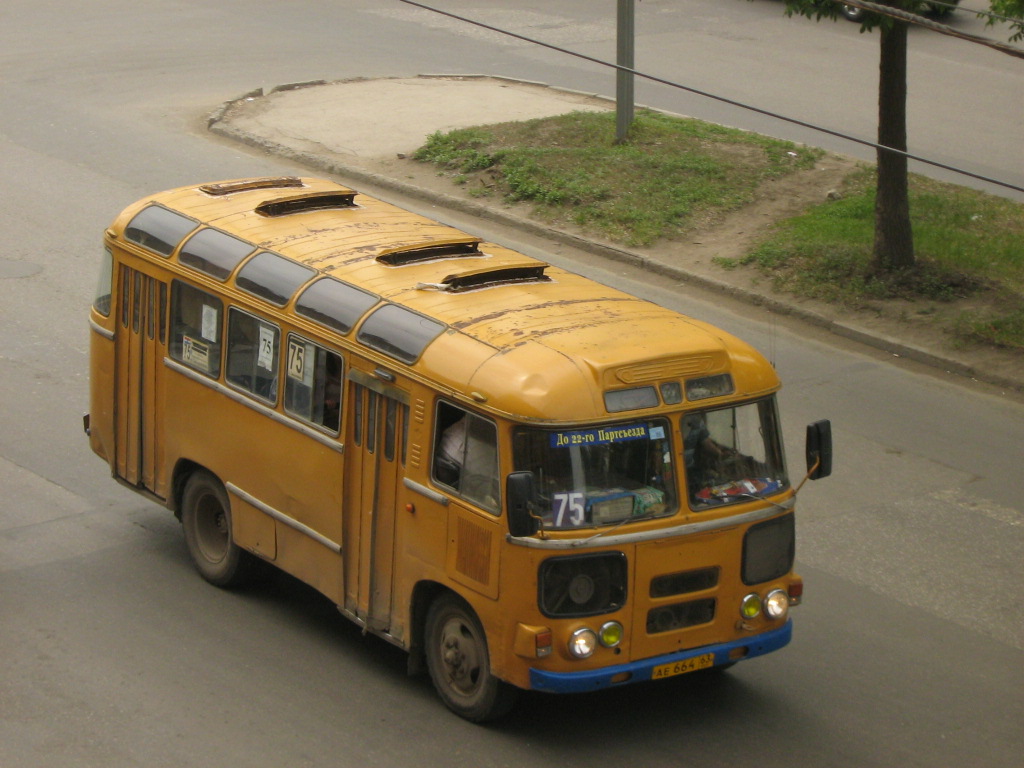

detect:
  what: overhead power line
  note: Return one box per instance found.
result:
[396,0,1023,195]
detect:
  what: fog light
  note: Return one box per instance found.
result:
[599,621,623,648]
[740,593,761,620]
[569,628,598,659]
[764,589,789,620]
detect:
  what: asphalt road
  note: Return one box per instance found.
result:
[1,1,1021,766]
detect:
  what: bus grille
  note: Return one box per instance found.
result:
[647,598,716,634]
[650,567,719,598]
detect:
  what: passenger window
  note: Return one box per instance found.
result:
[169,280,223,377]
[226,308,280,403]
[433,402,500,514]
[124,205,197,258]
[284,335,343,433]
[94,248,114,317]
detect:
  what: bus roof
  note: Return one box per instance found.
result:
[111,177,780,421]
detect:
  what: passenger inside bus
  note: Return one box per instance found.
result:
[321,356,342,430]
[682,409,785,506]
[433,404,500,512]
[435,414,466,486]
[682,413,731,492]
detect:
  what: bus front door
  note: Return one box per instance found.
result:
[343,374,410,634]
[114,265,166,491]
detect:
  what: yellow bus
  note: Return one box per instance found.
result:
[86,176,831,721]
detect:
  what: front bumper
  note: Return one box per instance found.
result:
[529,620,792,694]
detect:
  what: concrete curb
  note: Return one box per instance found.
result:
[208,75,1022,394]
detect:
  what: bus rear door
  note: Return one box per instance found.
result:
[115,264,166,491]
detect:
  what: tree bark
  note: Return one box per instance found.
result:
[872,14,915,272]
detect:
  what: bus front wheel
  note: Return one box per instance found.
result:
[181,470,255,588]
[424,594,517,722]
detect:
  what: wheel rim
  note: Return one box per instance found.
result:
[194,491,229,564]
[438,615,484,698]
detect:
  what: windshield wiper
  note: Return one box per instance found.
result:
[733,481,791,512]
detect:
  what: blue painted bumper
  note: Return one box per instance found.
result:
[528,620,793,694]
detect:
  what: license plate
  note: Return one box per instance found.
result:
[651,653,715,680]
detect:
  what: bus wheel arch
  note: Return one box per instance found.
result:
[408,580,447,676]
[170,458,205,520]
[423,591,517,722]
[180,468,256,588]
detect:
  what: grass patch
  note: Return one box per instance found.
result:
[955,308,1024,349]
[414,110,822,247]
[726,168,1024,348]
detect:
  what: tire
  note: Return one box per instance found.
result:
[181,470,256,588]
[424,594,517,722]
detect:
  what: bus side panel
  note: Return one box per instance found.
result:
[445,504,501,600]
[161,365,345,606]
[231,495,277,559]
[257,416,344,604]
[276,524,343,604]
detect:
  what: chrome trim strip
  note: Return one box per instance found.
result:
[506,500,794,550]
[89,318,115,340]
[164,358,344,454]
[227,482,341,554]
[403,477,449,506]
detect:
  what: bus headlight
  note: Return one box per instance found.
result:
[740,593,762,619]
[599,621,623,648]
[764,589,789,620]
[569,628,598,659]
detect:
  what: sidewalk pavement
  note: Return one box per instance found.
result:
[208,74,1023,394]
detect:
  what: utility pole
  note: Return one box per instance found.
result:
[616,0,635,143]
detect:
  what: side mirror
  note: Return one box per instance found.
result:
[506,471,539,537]
[805,420,833,480]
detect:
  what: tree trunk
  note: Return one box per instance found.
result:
[872,14,915,273]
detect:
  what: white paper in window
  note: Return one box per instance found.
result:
[257,326,275,370]
[201,304,218,341]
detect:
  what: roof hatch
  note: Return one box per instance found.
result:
[199,177,306,196]
[255,190,358,217]
[376,237,482,266]
[417,263,551,293]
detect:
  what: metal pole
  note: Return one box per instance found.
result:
[616,0,635,143]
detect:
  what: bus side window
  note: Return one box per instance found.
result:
[226,308,280,404]
[284,335,343,433]
[169,280,222,377]
[433,402,500,514]
[94,247,114,317]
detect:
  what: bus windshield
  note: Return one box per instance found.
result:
[682,398,789,509]
[513,418,677,530]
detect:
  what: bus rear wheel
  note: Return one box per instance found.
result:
[181,470,255,588]
[424,594,517,722]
